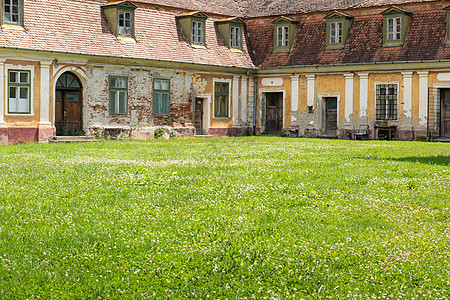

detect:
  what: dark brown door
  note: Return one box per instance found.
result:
[55,72,82,135]
[442,90,450,137]
[326,97,338,135]
[266,92,283,135]
[194,98,203,135]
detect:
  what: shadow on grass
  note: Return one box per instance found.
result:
[358,155,450,166]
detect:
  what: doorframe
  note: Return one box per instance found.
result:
[52,67,87,132]
[259,88,286,133]
[318,92,340,136]
[193,93,211,135]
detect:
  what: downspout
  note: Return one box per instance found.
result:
[246,70,258,135]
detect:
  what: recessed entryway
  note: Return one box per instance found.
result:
[55,72,83,135]
[265,92,283,135]
[441,89,450,138]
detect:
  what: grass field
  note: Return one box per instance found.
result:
[0,137,449,299]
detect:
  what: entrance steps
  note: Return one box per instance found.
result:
[435,137,450,143]
[195,134,213,138]
[49,136,98,143]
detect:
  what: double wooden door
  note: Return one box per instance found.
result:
[55,72,82,135]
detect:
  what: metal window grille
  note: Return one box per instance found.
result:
[376,84,397,120]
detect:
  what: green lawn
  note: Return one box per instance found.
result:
[0,137,449,299]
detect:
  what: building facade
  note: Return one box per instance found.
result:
[1,0,450,144]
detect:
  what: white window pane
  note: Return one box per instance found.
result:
[161,80,169,90]
[9,97,18,113]
[19,98,29,113]
[118,78,127,88]
[154,79,161,90]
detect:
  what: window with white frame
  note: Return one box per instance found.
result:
[329,21,343,44]
[214,82,229,117]
[3,0,21,25]
[8,70,30,114]
[192,21,204,44]
[230,26,241,49]
[154,79,170,115]
[109,77,127,115]
[118,11,132,36]
[387,17,401,41]
[376,84,397,120]
[277,26,289,48]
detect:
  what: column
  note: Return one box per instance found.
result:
[290,75,299,121]
[39,61,52,126]
[401,71,413,120]
[306,74,315,108]
[344,73,354,125]
[358,73,369,118]
[418,71,429,126]
[0,59,6,127]
[248,77,255,125]
[240,76,248,124]
[232,75,239,126]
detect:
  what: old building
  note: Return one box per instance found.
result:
[1,0,450,144]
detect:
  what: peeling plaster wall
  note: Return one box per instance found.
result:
[84,64,194,137]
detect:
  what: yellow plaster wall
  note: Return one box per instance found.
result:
[316,74,346,125]
[298,76,307,112]
[367,73,403,120]
[411,72,419,121]
[4,60,41,127]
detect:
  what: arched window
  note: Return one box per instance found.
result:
[56,72,81,89]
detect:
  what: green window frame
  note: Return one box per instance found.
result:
[109,77,128,115]
[214,82,229,118]
[153,79,170,116]
[8,69,31,114]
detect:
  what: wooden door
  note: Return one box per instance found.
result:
[326,97,338,135]
[194,98,203,135]
[442,90,450,137]
[266,93,283,135]
[55,72,82,135]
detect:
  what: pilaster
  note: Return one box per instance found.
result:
[305,74,315,109]
[232,75,239,126]
[358,73,369,118]
[240,76,248,124]
[344,73,354,126]
[417,71,429,126]
[291,75,299,121]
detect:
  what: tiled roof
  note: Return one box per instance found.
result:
[247,3,450,68]
[0,0,254,68]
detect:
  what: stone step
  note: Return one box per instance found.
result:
[435,137,450,143]
[195,134,214,138]
[50,136,98,143]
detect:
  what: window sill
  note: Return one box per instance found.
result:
[230,48,243,53]
[117,36,136,42]
[213,116,230,119]
[273,47,290,53]
[191,44,207,49]
[325,43,345,50]
[6,113,33,116]
[1,24,25,31]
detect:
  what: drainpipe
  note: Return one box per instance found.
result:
[247,70,258,135]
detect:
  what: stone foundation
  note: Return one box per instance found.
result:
[209,127,249,137]
[88,125,195,139]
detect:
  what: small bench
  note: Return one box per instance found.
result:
[353,124,369,140]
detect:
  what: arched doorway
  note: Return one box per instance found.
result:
[55,72,83,135]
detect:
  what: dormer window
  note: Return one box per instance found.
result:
[324,11,353,50]
[329,22,343,44]
[271,16,298,53]
[381,6,411,47]
[2,0,23,26]
[192,20,204,44]
[101,1,137,39]
[387,17,401,41]
[118,11,132,36]
[176,11,208,47]
[277,26,289,47]
[230,26,241,48]
[215,17,245,51]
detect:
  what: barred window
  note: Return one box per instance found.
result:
[376,84,397,120]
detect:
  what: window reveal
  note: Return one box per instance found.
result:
[214,82,229,117]
[376,84,397,120]
[387,17,401,41]
[118,11,132,36]
[192,21,204,44]
[277,26,289,48]
[154,79,170,115]
[109,77,127,115]
[329,22,343,44]
[8,70,30,114]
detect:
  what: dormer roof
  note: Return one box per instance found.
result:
[176,11,208,19]
[102,1,137,9]
[271,16,298,24]
[381,6,412,15]
[324,11,353,20]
